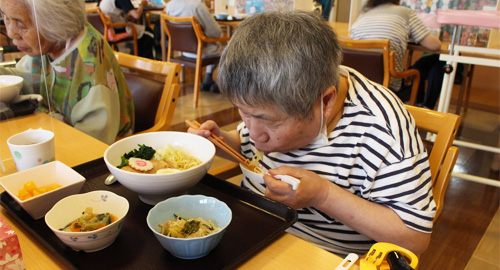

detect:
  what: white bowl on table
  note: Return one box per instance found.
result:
[146,195,232,259]
[0,75,23,111]
[45,190,129,252]
[0,161,85,220]
[240,163,300,190]
[214,13,229,20]
[103,131,216,205]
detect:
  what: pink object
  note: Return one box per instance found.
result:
[0,216,25,270]
[436,10,500,29]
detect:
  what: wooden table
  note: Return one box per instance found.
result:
[85,2,98,13]
[0,113,358,270]
[217,19,244,37]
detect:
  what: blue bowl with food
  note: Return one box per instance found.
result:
[146,195,232,259]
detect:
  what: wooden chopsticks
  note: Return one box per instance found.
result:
[185,120,263,174]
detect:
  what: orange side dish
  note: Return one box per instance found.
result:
[18,181,62,200]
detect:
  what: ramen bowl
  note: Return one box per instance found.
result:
[45,190,129,252]
[146,195,232,259]
[104,132,216,205]
[0,75,23,109]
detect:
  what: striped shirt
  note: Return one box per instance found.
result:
[350,4,430,91]
[238,66,436,255]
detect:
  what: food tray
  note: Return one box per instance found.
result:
[0,158,297,269]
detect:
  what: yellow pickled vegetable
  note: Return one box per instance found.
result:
[17,181,62,201]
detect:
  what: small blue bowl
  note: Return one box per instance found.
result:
[146,195,232,259]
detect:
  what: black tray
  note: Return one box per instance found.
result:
[0,99,38,121]
[0,158,297,269]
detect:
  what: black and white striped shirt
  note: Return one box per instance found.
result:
[350,4,430,91]
[239,66,436,255]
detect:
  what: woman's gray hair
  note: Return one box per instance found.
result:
[20,0,86,45]
[217,11,342,119]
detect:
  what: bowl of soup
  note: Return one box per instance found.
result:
[103,132,216,205]
[146,195,232,259]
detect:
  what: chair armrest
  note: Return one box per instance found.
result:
[107,22,136,31]
[389,51,420,105]
[201,36,231,43]
[389,51,419,79]
[106,22,137,41]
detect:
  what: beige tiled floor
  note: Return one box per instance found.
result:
[171,91,235,127]
[465,208,500,270]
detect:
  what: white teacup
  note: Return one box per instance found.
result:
[7,128,55,171]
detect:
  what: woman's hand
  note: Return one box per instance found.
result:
[263,165,330,209]
[265,166,431,255]
[187,120,242,161]
[187,120,222,139]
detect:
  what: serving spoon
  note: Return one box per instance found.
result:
[104,174,117,185]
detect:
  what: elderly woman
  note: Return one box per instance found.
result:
[350,0,441,98]
[188,11,435,256]
[0,0,134,144]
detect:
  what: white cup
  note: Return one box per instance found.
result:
[7,128,55,171]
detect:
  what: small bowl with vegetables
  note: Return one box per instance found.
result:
[146,195,232,259]
[45,190,129,252]
[103,132,216,205]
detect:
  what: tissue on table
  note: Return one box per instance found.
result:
[0,216,25,269]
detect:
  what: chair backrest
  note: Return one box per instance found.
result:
[86,12,105,35]
[338,37,390,87]
[97,8,112,37]
[433,146,459,219]
[161,14,204,56]
[114,52,182,134]
[405,105,461,219]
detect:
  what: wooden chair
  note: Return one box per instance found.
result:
[160,14,230,108]
[114,52,181,134]
[405,105,461,220]
[94,8,138,56]
[338,37,420,105]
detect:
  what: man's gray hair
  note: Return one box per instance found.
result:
[217,11,342,119]
[20,0,86,46]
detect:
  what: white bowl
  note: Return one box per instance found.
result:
[0,75,23,106]
[103,132,216,205]
[146,195,232,259]
[45,190,129,252]
[240,163,265,184]
[240,164,300,190]
[0,161,85,219]
[214,13,229,20]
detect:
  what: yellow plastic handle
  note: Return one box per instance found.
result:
[360,242,418,270]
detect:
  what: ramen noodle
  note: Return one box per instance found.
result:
[120,144,201,174]
[159,215,219,238]
[249,151,264,172]
[154,144,202,171]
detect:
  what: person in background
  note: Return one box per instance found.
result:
[166,0,225,93]
[99,0,156,59]
[0,0,134,144]
[188,11,435,256]
[315,0,333,21]
[411,53,444,109]
[350,0,441,101]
